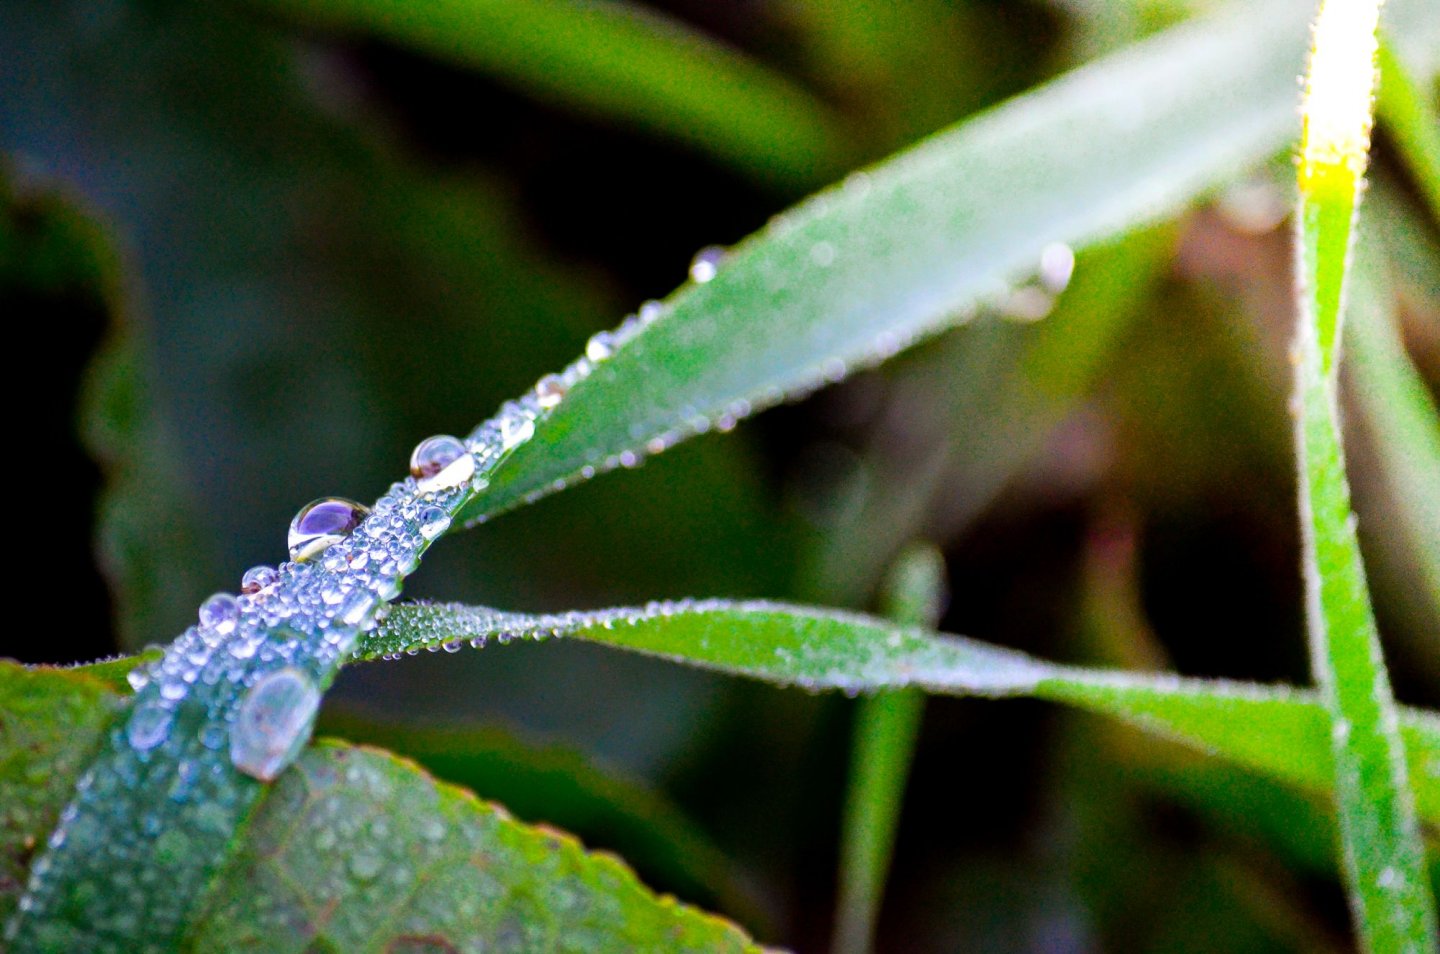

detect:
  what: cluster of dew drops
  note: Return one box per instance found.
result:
[111,302,671,786]
[7,283,677,948]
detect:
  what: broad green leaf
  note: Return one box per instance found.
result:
[249,0,847,189]
[317,711,759,925]
[0,663,763,952]
[832,546,940,954]
[193,741,762,952]
[0,665,123,927]
[456,0,1438,528]
[1293,0,1437,946]
[362,600,1440,826]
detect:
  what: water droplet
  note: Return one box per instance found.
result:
[689,245,726,283]
[230,667,321,782]
[1217,177,1289,234]
[240,565,278,594]
[349,850,383,882]
[534,374,567,409]
[126,703,173,751]
[417,448,475,493]
[810,241,837,267]
[1039,242,1075,293]
[409,434,466,478]
[288,497,370,562]
[198,593,239,635]
[126,668,150,693]
[417,506,451,540]
[1001,285,1053,322]
[585,330,616,362]
[500,413,536,450]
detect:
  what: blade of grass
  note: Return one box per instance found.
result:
[1345,242,1440,640]
[460,0,1431,527]
[361,599,1440,826]
[1377,36,1440,223]
[832,545,942,954]
[249,0,848,189]
[1294,0,1437,948]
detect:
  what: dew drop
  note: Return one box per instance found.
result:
[1038,242,1076,293]
[288,497,370,563]
[230,667,321,782]
[417,505,451,540]
[198,592,239,635]
[409,434,466,478]
[240,565,278,594]
[810,241,837,267]
[126,703,173,752]
[349,850,383,882]
[1001,285,1054,322]
[535,374,567,409]
[500,413,536,450]
[689,245,726,283]
[585,330,616,362]
[126,668,150,693]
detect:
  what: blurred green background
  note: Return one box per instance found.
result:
[2,0,1437,949]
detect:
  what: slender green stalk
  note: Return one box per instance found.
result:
[832,546,943,954]
[1294,1,1437,949]
[1376,36,1440,223]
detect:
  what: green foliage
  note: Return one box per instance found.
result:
[3,0,1440,948]
[1293,2,1435,947]
[0,664,763,951]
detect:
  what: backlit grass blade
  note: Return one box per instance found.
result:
[362,599,1440,826]
[1293,0,1437,948]
[832,546,941,954]
[1376,36,1440,222]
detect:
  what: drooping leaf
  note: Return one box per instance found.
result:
[361,600,1440,825]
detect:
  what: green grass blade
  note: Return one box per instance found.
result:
[362,599,1440,826]
[1294,1,1437,947]
[458,0,1425,527]
[1377,36,1440,223]
[1345,244,1440,635]
[249,0,847,189]
[832,546,942,954]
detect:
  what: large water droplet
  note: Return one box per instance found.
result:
[288,497,370,562]
[689,245,726,283]
[126,703,173,751]
[240,565,278,594]
[198,593,239,635]
[409,434,466,479]
[230,667,321,782]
